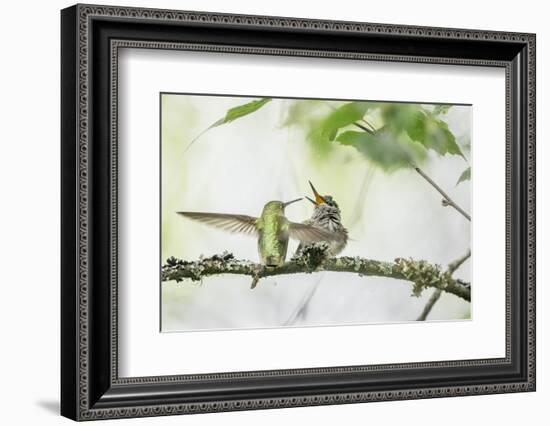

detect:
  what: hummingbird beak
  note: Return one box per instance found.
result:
[283,197,303,208]
[308,181,326,205]
[305,196,317,205]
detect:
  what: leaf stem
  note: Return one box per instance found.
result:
[360,117,377,133]
[353,121,375,135]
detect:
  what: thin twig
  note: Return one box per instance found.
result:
[417,250,471,321]
[284,278,323,326]
[250,272,261,289]
[410,164,472,221]
[448,250,472,274]
[417,289,443,321]
[348,167,375,228]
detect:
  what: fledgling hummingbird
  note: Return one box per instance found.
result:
[178,198,341,267]
[295,181,348,257]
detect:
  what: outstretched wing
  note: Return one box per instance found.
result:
[288,222,343,244]
[177,212,258,236]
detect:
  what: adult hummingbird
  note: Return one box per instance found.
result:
[178,198,341,267]
[295,181,348,257]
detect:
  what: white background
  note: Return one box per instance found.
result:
[119,50,505,376]
[0,0,546,425]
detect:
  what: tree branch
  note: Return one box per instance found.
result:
[162,246,471,302]
[416,287,443,321]
[411,165,472,221]
[448,250,472,274]
[417,250,471,321]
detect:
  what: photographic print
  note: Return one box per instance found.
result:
[61,7,535,418]
[161,94,472,332]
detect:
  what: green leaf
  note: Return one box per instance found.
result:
[221,98,272,125]
[320,102,372,141]
[432,105,451,115]
[279,100,336,161]
[306,126,335,160]
[185,98,271,152]
[381,104,465,159]
[281,100,323,127]
[335,130,425,171]
[456,167,471,185]
[382,104,420,135]
[413,115,464,158]
[327,127,338,141]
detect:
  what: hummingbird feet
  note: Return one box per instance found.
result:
[291,242,330,271]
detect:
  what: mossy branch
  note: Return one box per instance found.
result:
[416,249,472,320]
[162,245,470,302]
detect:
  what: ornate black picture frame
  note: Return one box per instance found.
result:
[61,3,536,421]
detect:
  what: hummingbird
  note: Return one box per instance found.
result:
[295,181,348,257]
[178,198,342,267]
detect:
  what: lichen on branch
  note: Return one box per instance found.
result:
[162,245,470,302]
